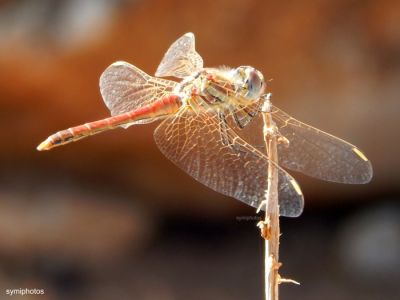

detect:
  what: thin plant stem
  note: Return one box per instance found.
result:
[258,95,280,300]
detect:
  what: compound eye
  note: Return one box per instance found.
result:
[246,69,265,99]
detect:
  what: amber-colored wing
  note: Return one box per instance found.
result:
[100,61,177,125]
[154,106,304,217]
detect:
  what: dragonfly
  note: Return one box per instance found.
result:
[37,33,373,217]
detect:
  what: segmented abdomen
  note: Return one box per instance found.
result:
[37,94,182,150]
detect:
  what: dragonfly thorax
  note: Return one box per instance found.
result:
[176,66,265,110]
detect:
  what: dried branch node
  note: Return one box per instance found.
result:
[257,218,271,240]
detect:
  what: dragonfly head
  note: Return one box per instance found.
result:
[232,66,265,102]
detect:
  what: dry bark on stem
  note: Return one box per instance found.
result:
[258,95,280,300]
[258,95,299,300]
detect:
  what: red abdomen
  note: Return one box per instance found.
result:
[37,94,182,151]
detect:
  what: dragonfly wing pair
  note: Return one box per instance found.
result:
[99,32,201,123]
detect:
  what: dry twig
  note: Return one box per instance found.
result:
[257,94,299,300]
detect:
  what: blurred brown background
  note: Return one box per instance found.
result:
[0,0,399,299]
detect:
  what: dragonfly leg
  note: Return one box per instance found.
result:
[217,112,251,157]
[218,111,233,146]
[232,108,247,129]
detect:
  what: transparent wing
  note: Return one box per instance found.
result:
[154,106,304,217]
[155,32,203,78]
[238,104,373,184]
[100,61,178,125]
